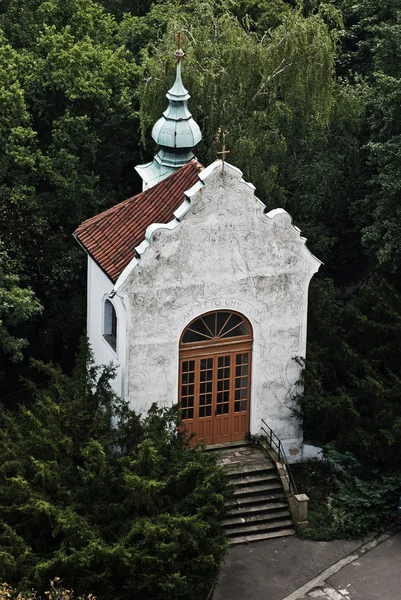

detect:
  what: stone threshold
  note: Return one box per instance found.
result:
[201,441,251,451]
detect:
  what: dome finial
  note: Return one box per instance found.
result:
[134,32,201,190]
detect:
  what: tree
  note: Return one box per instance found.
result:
[0,246,42,389]
[0,342,229,600]
[136,0,369,272]
[299,277,401,467]
[354,1,401,269]
[0,0,141,368]
[138,1,336,207]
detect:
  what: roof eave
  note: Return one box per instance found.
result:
[73,231,116,283]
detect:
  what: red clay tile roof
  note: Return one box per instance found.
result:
[74,160,203,283]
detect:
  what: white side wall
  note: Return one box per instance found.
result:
[119,163,320,460]
[302,443,324,461]
[87,257,126,398]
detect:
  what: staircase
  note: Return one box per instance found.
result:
[214,442,295,545]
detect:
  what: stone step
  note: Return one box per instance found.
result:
[229,491,285,507]
[223,463,276,477]
[229,528,295,545]
[203,441,251,452]
[220,459,270,470]
[225,518,294,537]
[217,441,293,545]
[223,509,291,528]
[219,447,270,461]
[218,447,266,457]
[220,447,266,456]
[226,501,289,517]
[232,481,282,496]
[215,445,255,457]
[230,472,278,487]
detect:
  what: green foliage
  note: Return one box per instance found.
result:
[232,0,292,33]
[138,1,337,213]
[328,473,401,537]
[292,459,341,541]
[0,247,42,364]
[300,277,401,467]
[294,452,401,540]
[0,341,230,600]
[346,1,401,268]
[0,0,141,368]
[323,444,401,537]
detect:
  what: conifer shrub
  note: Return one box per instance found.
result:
[0,342,230,600]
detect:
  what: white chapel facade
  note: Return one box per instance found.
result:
[74,45,321,459]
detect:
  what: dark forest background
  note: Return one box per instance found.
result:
[2,0,401,467]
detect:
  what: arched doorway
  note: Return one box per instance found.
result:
[179,310,253,445]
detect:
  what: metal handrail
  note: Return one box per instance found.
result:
[261,419,298,496]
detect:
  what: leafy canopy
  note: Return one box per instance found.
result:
[0,246,41,364]
[0,0,140,372]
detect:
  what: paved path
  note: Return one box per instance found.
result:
[214,536,366,600]
[297,531,401,600]
[214,530,400,600]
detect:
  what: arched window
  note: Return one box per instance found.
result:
[181,311,251,345]
[104,299,117,352]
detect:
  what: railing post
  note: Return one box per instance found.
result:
[290,494,309,530]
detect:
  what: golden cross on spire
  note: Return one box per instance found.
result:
[216,128,230,172]
[174,32,185,62]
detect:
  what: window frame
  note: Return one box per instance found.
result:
[180,310,253,351]
[103,298,118,353]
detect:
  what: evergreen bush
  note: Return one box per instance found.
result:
[0,342,230,600]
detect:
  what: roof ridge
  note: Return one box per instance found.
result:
[75,159,203,234]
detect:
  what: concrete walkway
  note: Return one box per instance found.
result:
[214,529,400,600]
[295,531,401,600]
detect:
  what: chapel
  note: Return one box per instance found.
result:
[74,43,321,459]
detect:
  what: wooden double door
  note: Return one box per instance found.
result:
[179,343,251,445]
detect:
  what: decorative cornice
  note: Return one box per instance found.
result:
[114,160,322,293]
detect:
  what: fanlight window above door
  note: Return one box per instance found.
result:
[181,311,252,345]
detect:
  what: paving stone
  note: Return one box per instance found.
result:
[309,589,329,598]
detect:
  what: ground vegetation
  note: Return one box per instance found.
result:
[293,446,401,539]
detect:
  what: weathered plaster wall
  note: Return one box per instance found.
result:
[87,257,126,398]
[120,162,320,459]
[303,443,324,461]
